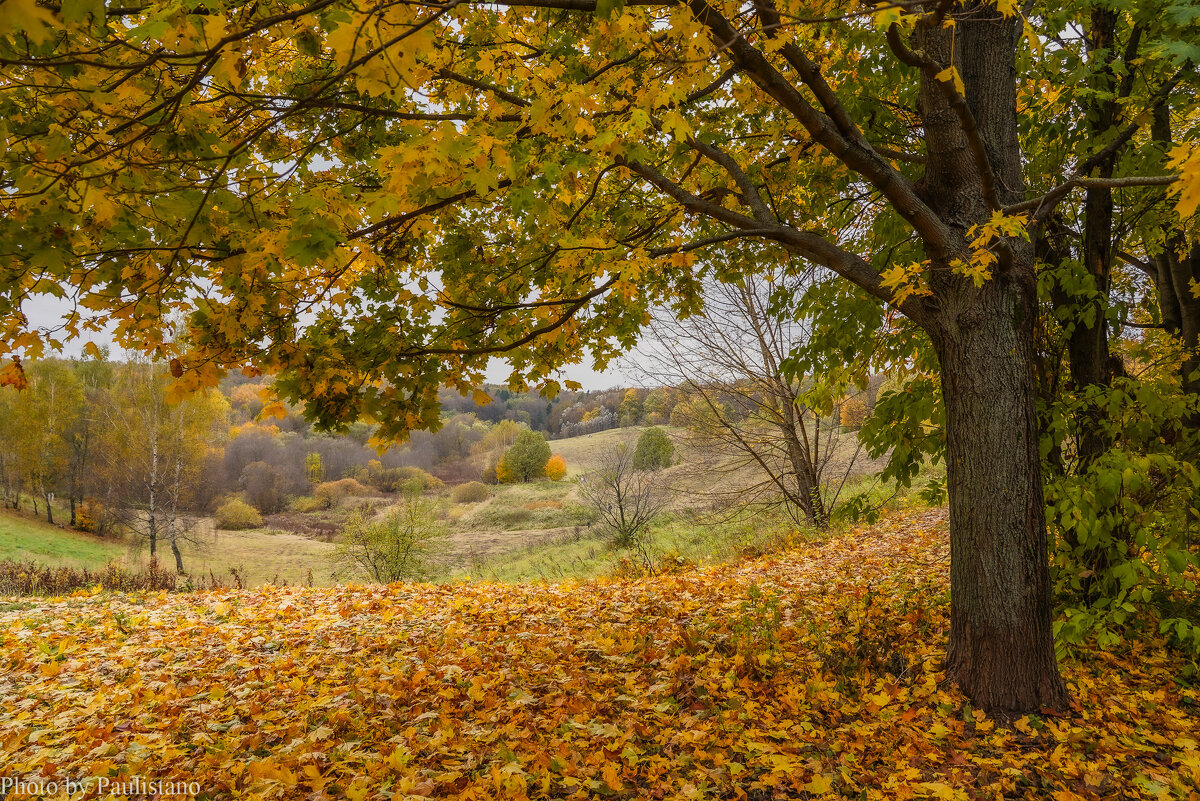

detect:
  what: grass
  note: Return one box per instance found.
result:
[0,509,127,567]
[170,521,337,587]
[451,480,594,532]
[449,505,819,582]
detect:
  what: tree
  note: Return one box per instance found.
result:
[501,429,552,483]
[839,397,868,431]
[632,427,674,472]
[579,443,671,560]
[2,0,1197,712]
[632,267,866,527]
[618,388,645,425]
[544,454,567,481]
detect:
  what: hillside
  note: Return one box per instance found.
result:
[2,508,1195,800]
[0,509,126,566]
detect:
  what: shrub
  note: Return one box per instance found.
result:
[366,464,444,493]
[495,453,517,484]
[334,499,448,583]
[544,454,567,481]
[215,498,263,530]
[314,478,370,503]
[292,494,332,513]
[0,559,234,596]
[452,481,491,503]
[500,429,552,482]
[633,427,674,470]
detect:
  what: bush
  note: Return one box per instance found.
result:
[314,478,370,503]
[633,427,674,470]
[501,429,552,482]
[495,453,517,484]
[334,499,448,583]
[0,559,233,596]
[452,481,491,503]
[292,494,332,513]
[544,454,567,481]
[366,464,444,493]
[214,498,263,530]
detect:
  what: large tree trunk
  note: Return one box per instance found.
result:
[914,6,1069,714]
[935,278,1069,714]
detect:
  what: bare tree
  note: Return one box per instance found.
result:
[578,443,671,565]
[629,266,865,528]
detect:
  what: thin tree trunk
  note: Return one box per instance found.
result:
[168,406,186,574]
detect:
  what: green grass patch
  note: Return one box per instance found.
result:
[0,509,126,568]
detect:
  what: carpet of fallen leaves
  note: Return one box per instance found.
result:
[1,507,1197,800]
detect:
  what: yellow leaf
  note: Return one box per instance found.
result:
[936,66,966,96]
[806,773,833,793]
[1168,144,1200,219]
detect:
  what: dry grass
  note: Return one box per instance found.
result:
[168,520,337,587]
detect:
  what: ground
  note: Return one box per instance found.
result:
[1,507,1195,800]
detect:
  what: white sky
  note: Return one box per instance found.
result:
[22,293,632,392]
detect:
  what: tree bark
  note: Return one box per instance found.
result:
[934,277,1068,714]
[914,6,1069,713]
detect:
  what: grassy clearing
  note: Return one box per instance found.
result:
[0,509,126,567]
[450,480,593,533]
[171,522,337,587]
[450,505,819,582]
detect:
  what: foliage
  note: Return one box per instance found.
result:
[543,454,567,481]
[500,429,552,483]
[2,509,1197,798]
[364,463,443,494]
[494,454,516,485]
[241,460,286,514]
[305,452,325,487]
[450,481,491,504]
[632,427,674,471]
[291,494,332,513]
[1045,379,1200,653]
[0,558,232,596]
[334,500,447,583]
[314,479,371,503]
[214,498,263,531]
[840,397,868,430]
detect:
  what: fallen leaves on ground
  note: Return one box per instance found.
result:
[1,507,1197,800]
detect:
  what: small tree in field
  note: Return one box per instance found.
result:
[633,427,674,471]
[579,443,670,559]
[334,498,447,583]
[544,454,567,481]
[839,397,868,431]
[501,429,552,483]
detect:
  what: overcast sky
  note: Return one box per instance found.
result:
[22,293,633,392]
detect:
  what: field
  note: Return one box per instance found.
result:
[0,424,886,589]
[2,507,1195,800]
[0,510,126,566]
